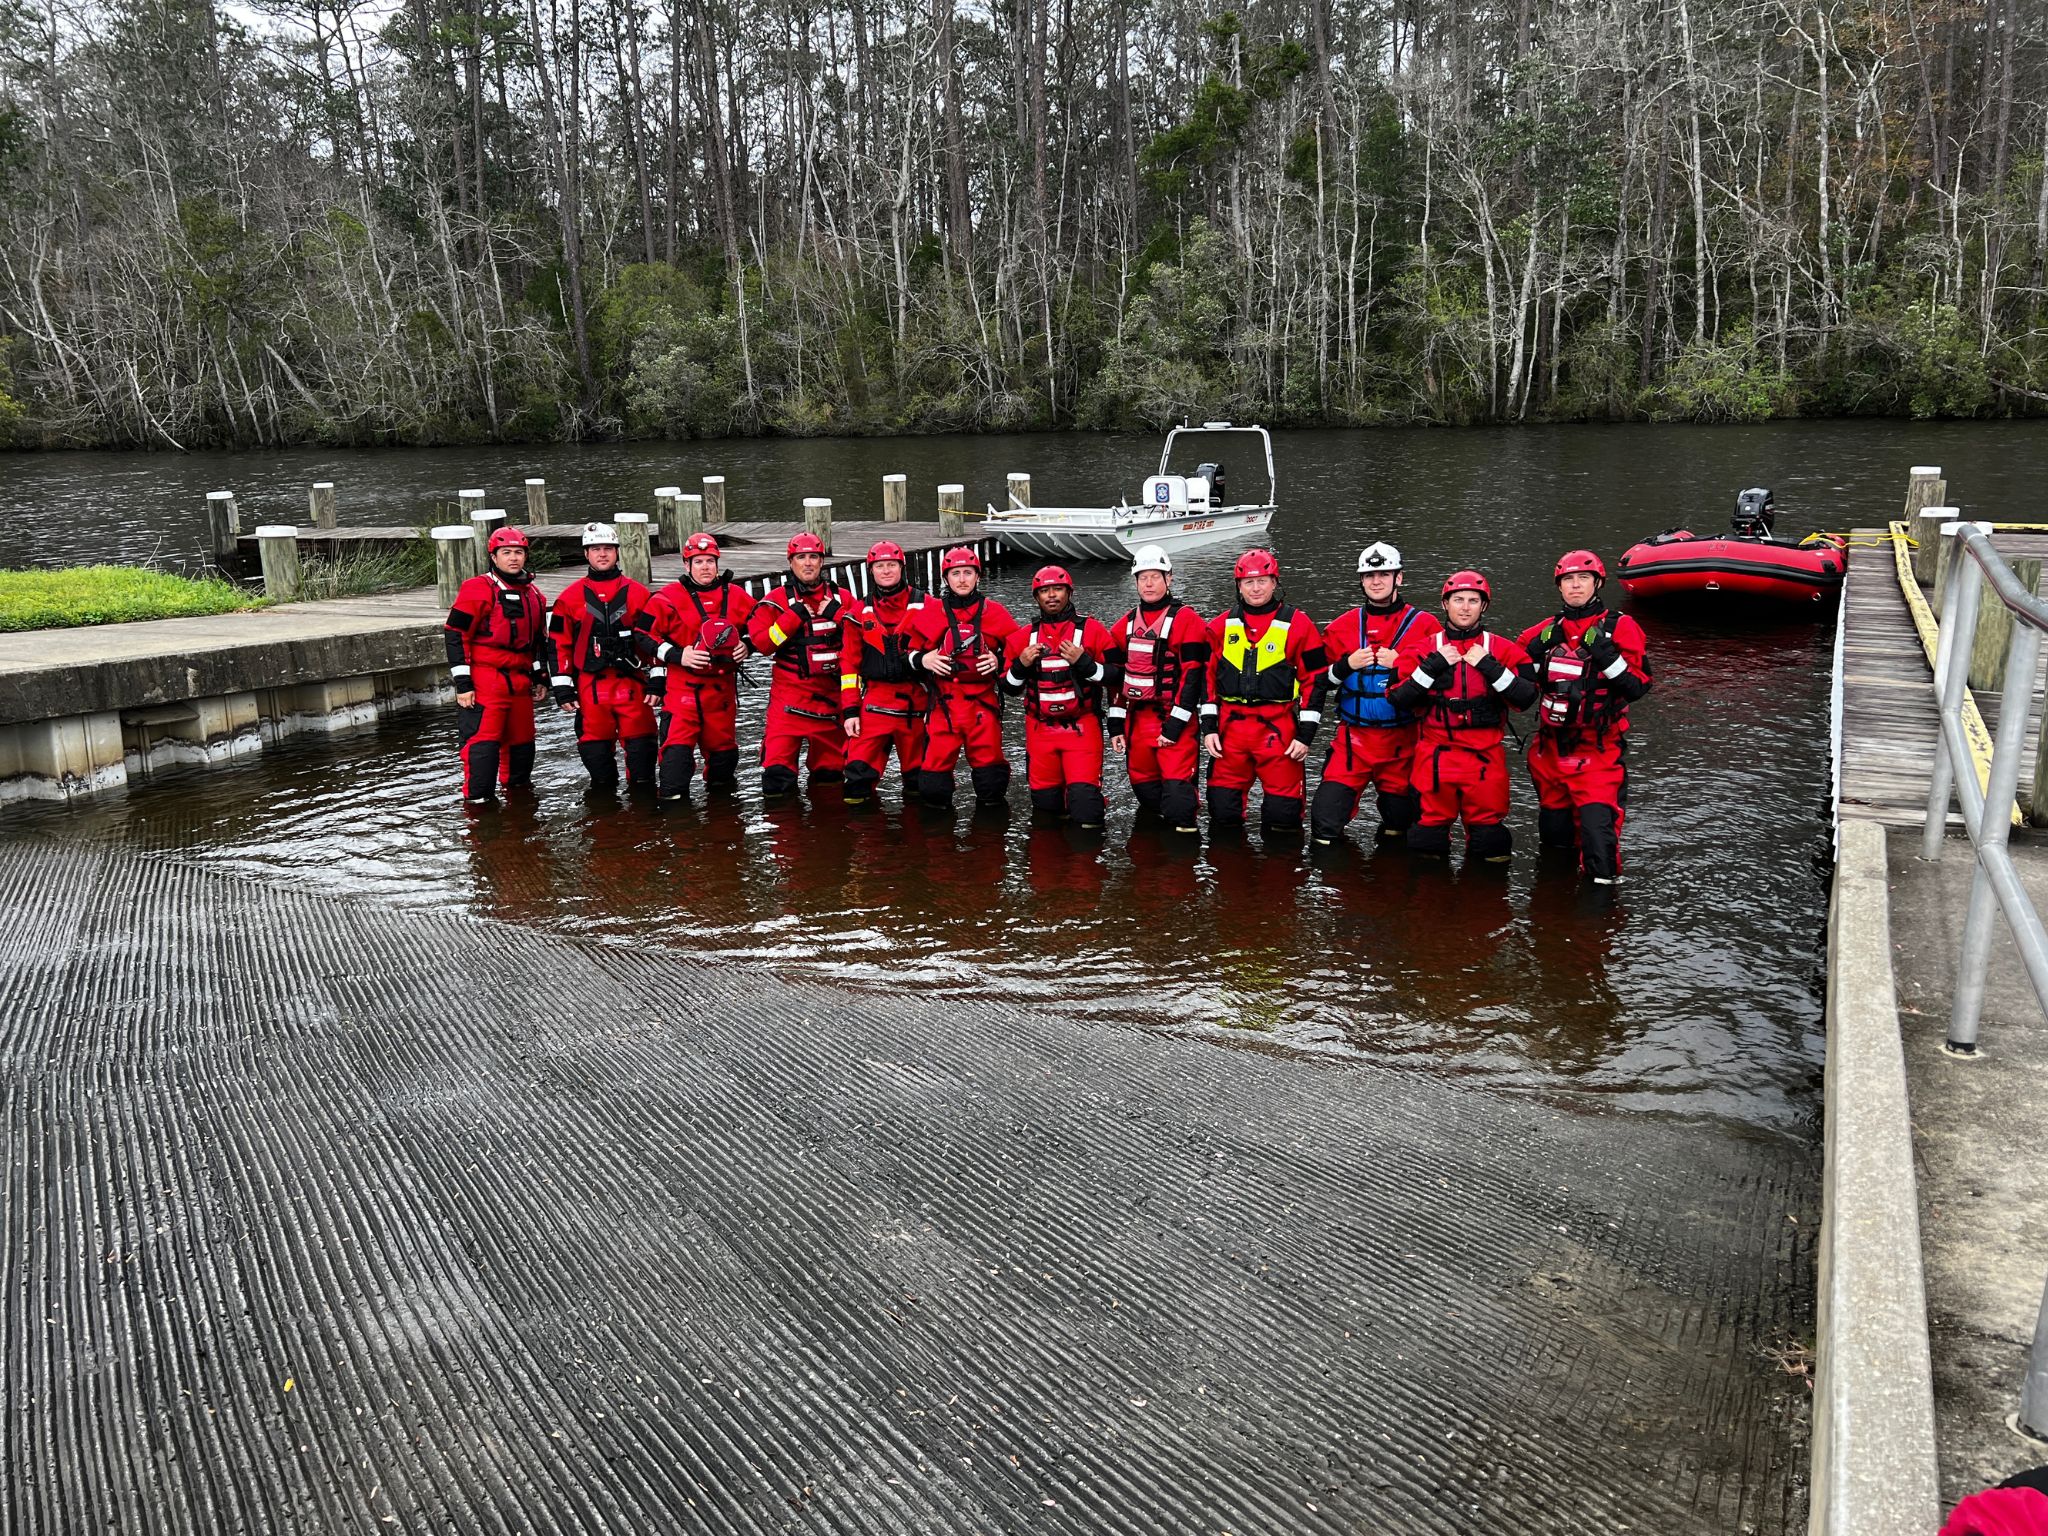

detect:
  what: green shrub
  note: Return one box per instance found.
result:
[0,566,265,631]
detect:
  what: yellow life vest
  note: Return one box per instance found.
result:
[1217,611,1299,704]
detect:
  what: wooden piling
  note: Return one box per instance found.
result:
[1929,509,1963,616]
[883,474,907,522]
[255,526,301,602]
[432,527,475,606]
[1968,557,2041,692]
[803,497,833,553]
[1007,473,1032,510]
[1914,506,1950,585]
[470,508,505,565]
[653,486,682,551]
[204,491,240,570]
[616,512,653,584]
[1905,467,1948,585]
[938,484,966,540]
[678,494,705,539]
[703,476,727,525]
[525,478,548,524]
[309,481,337,530]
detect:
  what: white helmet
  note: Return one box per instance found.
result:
[1358,542,1403,574]
[581,521,619,547]
[1131,544,1173,576]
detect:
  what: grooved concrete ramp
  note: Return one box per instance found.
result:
[0,839,1812,1533]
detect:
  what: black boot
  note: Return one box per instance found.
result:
[1578,803,1622,884]
[762,763,799,799]
[1067,783,1106,830]
[1538,806,1578,848]
[1159,779,1200,834]
[917,769,956,811]
[1310,780,1358,846]
[622,734,657,792]
[1261,794,1304,834]
[1375,789,1420,840]
[1467,821,1514,864]
[1031,787,1066,819]
[843,760,880,806]
[970,762,1011,809]
[1406,821,1453,856]
[705,749,740,789]
[1207,784,1247,825]
[578,740,620,795]
[808,768,844,799]
[658,746,696,802]
[1132,780,1165,817]
[504,742,536,789]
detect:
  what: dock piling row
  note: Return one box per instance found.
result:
[882,474,906,522]
[309,482,337,530]
[205,490,239,571]
[432,527,475,606]
[803,497,833,554]
[1905,467,1946,585]
[938,484,965,539]
[256,527,301,601]
[616,513,653,585]
[526,478,548,523]
[703,476,727,526]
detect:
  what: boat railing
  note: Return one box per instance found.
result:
[1920,518,2048,1440]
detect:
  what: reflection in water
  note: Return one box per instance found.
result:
[1,422,1880,1134]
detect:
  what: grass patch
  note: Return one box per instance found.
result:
[0,565,266,632]
[296,540,438,599]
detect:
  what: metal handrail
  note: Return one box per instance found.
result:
[1919,519,2048,1439]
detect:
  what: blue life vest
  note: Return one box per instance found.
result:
[1335,607,1421,728]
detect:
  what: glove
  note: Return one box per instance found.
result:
[1412,653,1450,688]
[551,682,577,707]
[1586,635,1623,671]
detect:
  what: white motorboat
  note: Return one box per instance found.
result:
[981,421,1277,561]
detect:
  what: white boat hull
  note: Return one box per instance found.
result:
[985,505,1275,562]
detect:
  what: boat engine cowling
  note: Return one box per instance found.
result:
[1733,487,1776,540]
[1195,461,1226,506]
[1143,475,1189,512]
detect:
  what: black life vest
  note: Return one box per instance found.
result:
[1335,607,1422,728]
[1120,600,1184,707]
[1215,605,1302,706]
[859,590,927,682]
[1532,612,1621,732]
[581,582,640,674]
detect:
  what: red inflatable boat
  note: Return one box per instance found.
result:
[1617,488,1846,607]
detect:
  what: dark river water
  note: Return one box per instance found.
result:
[9,420,2042,1135]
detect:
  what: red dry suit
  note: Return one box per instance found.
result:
[1106,599,1209,829]
[444,569,547,801]
[842,582,932,804]
[1306,600,1444,843]
[1002,611,1113,825]
[904,590,1022,808]
[637,572,756,797]
[747,577,861,795]
[548,570,658,791]
[1388,627,1537,859]
[1516,603,1652,881]
[1201,601,1323,828]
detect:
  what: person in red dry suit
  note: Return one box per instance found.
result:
[1516,549,1652,885]
[1001,565,1114,828]
[745,532,861,801]
[444,525,548,806]
[1104,544,1209,836]
[841,539,930,807]
[637,531,755,802]
[1306,541,1444,847]
[547,521,658,796]
[1200,548,1323,833]
[904,546,1021,812]
[1386,570,1537,862]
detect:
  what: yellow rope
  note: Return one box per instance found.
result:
[1886,521,2015,825]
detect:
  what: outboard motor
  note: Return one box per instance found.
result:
[1733,487,1776,540]
[1196,462,1226,504]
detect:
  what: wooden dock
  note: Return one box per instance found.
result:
[1836,526,2048,832]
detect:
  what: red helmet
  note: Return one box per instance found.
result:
[487,526,529,552]
[1234,548,1280,581]
[867,540,907,564]
[1554,549,1607,583]
[787,532,826,558]
[940,546,982,573]
[682,532,722,559]
[1441,569,1492,605]
[1032,564,1075,592]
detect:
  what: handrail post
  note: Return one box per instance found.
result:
[1947,617,2040,1052]
[1924,535,1987,859]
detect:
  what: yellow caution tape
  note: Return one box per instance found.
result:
[1887,521,2017,825]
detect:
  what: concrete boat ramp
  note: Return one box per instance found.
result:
[0,834,1812,1533]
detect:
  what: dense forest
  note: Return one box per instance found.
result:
[0,0,2042,447]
